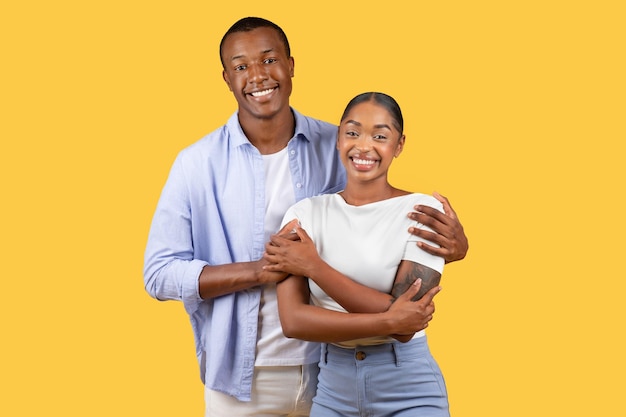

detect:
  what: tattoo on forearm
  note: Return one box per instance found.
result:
[391,263,441,301]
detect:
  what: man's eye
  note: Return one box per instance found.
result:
[264,58,277,64]
[234,65,246,71]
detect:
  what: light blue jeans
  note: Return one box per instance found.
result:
[311,337,449,417]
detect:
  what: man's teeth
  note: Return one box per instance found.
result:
[352,158,375,165]
[251,88,274,97]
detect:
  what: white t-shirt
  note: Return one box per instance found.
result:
[281,193,445,348]
[255,147,317,366]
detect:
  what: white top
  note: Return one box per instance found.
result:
[281,193,445,348]
[256,147,309,365]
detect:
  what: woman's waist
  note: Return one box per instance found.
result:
[330,330,425,349]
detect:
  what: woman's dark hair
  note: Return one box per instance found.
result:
[219,17,291,68]
[340,92,404,134]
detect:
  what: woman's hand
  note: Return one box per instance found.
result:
[263,220,322,277]
[386,278,441,342]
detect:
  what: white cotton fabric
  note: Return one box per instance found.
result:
[281,193,445,348]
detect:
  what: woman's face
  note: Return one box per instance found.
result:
[337,100,405,183]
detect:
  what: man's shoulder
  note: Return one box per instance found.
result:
[178,124,230,155]
[292,109,337,138]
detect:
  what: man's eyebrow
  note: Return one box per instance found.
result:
[230,48,275,62]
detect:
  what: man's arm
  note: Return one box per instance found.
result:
[408,192,469,263]
[144,154,288,303]
[198,260,288,299]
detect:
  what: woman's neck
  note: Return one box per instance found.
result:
[340,181,406,206]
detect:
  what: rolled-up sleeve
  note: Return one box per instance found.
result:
[143,154,207,312]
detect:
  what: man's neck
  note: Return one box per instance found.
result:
[239,109,295,155]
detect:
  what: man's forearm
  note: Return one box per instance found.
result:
[198,260,277,299]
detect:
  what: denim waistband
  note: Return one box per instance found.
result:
[320,336,430,366]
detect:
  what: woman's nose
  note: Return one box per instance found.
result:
[355,137,372,152]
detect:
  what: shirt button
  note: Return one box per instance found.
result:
[296,183,302,188]
[355,351,366,360]
[290,150,296,155]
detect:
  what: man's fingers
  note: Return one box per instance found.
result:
[412,204,451,227]
[432,191,458,220]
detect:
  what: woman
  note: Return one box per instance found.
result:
[265,92,449,416]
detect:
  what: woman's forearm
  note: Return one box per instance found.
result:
[308,261,394,313]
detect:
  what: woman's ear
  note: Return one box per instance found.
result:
[395,135,406,157]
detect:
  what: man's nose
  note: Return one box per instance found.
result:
[248,64,268,83]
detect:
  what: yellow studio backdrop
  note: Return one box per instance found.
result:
[1,1,624,416]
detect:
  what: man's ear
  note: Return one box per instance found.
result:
[289,56,295,77]
[222,70,232,91]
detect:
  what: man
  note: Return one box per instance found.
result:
[144,17,468,416]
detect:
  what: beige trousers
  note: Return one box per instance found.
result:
[204,364,319,417]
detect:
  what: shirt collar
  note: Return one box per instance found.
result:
[226,108,313,148]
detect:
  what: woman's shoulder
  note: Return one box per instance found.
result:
[402,192,444,212]
[291,193,339,210]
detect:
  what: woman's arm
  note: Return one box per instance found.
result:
[264,225,395,313]
[388,260,442,342]
[266,223,442,312]
[276,275,440,343]
[392,260,442,302]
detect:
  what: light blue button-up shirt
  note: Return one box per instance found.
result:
[143,109,346,401]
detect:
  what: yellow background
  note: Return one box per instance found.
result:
[2,1,624,416]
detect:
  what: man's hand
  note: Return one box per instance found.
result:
[408,192,469,263]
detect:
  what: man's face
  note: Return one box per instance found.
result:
[221,27,294,121]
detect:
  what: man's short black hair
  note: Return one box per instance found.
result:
[219,17,291,68]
